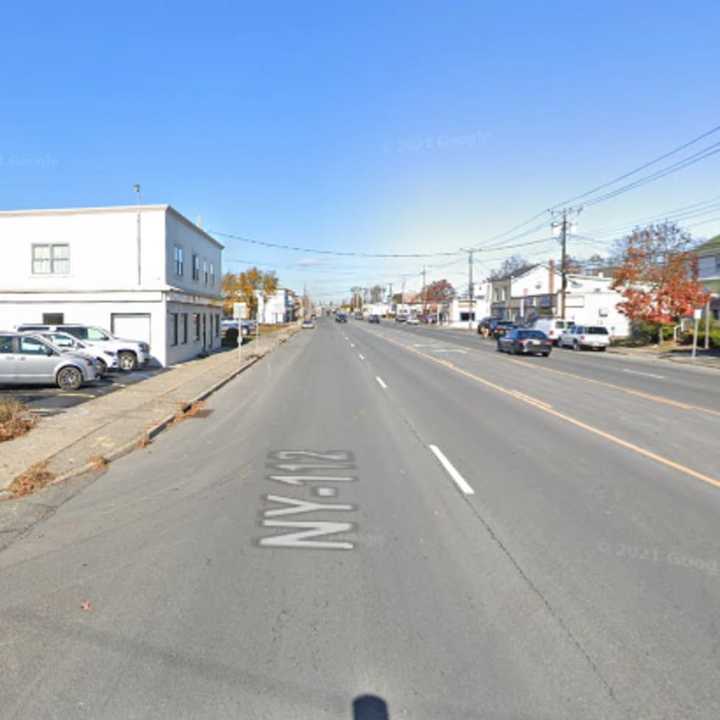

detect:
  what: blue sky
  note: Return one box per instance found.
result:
[2,1,719,300]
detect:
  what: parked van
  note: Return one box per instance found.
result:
[530,318,574,345]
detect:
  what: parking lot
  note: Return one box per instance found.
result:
[0,367,166,417]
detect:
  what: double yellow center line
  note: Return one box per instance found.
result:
[380,333,720,491]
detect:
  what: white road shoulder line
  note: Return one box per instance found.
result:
[622,368,665,380]
[375,376,388,389]
[428,445,475,495]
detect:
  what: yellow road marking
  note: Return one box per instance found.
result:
[382,335,720,490]
[506,358,720,418]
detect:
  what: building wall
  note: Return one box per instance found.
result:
[164,211,222,296]
[0,205,224,367]
[0,206,168,290]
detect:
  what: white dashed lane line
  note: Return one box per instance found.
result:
[375,376,388,390]
[428,444,475,496]
[358,354,365,360]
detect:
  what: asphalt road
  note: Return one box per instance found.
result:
[1,317,719,719]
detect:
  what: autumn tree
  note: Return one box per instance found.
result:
[369,285,385,303]
[611,222,708,342]
[424,279,456,304]
[221,267,280,318]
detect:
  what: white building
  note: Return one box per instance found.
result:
[257,288,294,324]
[563,274,631,337]
[0,204,223,366]
[448,282,491,327]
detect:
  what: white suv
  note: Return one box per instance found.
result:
[558,325,610,351]
[531,318,574,345]
[16,324,150,371]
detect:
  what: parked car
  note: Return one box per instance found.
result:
[335,313,348,323]
[368,314,381,324]
[32,331,118,375]
[406,316,419,325]
[558,325,610,351]
[302,318,316,329]
[530,318,574,345]
[478,319,515,338]
[497,329,552,356]
[395,314,408,323]
[15,324,150,371]
[0,332,98,389]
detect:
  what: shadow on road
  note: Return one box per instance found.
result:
[353,694,390,719]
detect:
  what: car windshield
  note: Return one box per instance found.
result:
[3,7,718,718]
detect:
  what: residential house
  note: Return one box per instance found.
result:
[695,234,720,320]
[0,204,223,366]
[488,262,630,337]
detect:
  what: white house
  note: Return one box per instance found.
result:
[0,204,223,366]
[257,288,294,324]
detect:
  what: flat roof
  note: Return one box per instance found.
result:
[0,203,224,249]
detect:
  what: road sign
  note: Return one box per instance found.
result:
[693,308,703,320]
[233,302,248,320]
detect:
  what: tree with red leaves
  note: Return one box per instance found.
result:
[611,222,709,341]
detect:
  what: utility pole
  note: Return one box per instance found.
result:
[551,207,581,319]
[133,184,142,286]
[460,248,474,330]
[421,266,427,318]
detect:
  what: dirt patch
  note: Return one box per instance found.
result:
[88,455,109,471]
[171,400,208,425]
[0,399,36,443]
[7,462,56,498]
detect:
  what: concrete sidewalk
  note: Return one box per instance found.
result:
[607,344,720,369]
[0,326,299,496]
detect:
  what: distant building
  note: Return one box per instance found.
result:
[488,262,631,337]
[0,204,223,366]
[257,288,296,324]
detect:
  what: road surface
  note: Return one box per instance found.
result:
[1,317,719,719]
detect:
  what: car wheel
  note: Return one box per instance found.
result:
[496,344,502,352]
[599,346,606,352]
[96,358,108,376]
[542,352,550,357]
[573,341,580,351]
[57,366,83,391]
[118,351,137,371]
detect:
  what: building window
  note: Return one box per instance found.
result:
[32,244,70,275]
[181,313,188,344]
[192,254,200,281]
[215,314,220,337]
[171,313,178,346]
[42,313,64,324]
[203,260,209,286]
[174,246,184,276]
[209,263,215,287]
[193,313,200,341]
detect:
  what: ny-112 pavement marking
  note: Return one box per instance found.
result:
[376,333,720,491]
[257,450,358,550]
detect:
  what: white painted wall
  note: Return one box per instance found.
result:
[0,206,167,290]
[0,205,224,366]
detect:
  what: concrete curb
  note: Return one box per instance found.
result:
[4,327,300,496]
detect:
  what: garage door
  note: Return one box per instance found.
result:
[111,313,152,346]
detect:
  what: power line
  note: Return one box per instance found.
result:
[212,230,463,258]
